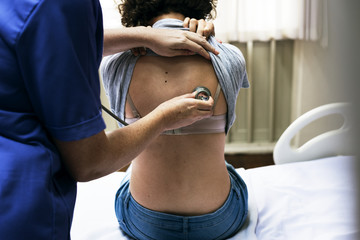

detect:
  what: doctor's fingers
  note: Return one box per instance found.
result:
[174,93,214,112]
[159,95,214,130]
[180,31,219,59]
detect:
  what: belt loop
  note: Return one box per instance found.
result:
[229,173,241,200]
[124,191,131,208]
[183,217,189,239]
[233,186,240,200]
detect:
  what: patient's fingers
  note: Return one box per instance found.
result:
[183,17,190,28]
[203,21,215,38]
[195,19,206,36]
[188,18,198,33]
[184,18,215,39]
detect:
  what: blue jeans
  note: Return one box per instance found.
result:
[115,163,248,240]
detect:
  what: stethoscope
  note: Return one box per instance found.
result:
[101,86,212,125]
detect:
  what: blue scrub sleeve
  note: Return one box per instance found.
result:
[16,0,105,141]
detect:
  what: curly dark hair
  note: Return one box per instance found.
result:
[118,0,217,27]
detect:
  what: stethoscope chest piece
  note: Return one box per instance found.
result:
[193,86,211,101]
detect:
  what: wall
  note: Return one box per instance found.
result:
[100,78,119,132]
[292,2,359,225]
[225,41,293,154]
[291,0,359,150]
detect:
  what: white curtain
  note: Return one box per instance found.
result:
[101,0,122,29]
[213,0,327,43]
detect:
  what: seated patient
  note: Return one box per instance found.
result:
[100,0,249,239]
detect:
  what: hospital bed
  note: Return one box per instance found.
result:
[71,103,359,240]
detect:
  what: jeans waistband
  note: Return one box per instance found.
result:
[116,163,249,240]
[125,167,246,230]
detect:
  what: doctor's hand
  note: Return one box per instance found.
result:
[153,92,214,131]
[131,17,218,59]
[138,27,219,60]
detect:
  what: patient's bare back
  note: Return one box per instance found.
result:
[127,55,230,216]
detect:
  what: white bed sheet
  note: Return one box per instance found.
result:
[71,156,358,240]
[247,155,359,240]
[70,169,258,240]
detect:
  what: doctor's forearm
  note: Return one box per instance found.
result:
[55,94,213,182]
[103,27,149,56]
[54,110,165,182]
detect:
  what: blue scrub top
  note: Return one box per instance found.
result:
[0,0,106,239]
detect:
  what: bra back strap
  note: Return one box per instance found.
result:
[126,83,221,118]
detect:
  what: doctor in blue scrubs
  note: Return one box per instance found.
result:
[0,0,217,239]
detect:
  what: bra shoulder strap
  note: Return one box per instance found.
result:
[213,83,221,109]
[126,94,142,118]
